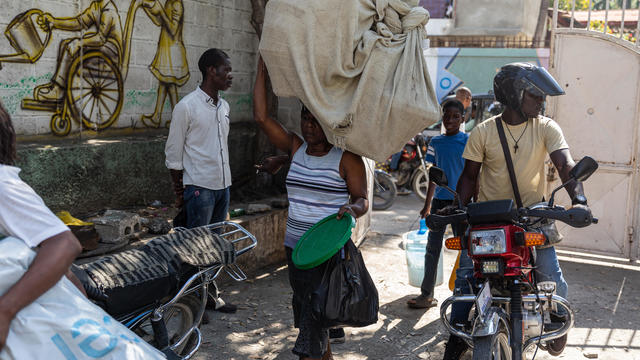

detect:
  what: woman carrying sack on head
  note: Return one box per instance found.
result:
[253,57,369,360]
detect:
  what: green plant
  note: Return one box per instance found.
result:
[589,20,638,43]
[551,0,640,10]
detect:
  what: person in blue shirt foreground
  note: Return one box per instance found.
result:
[407,98,468,309]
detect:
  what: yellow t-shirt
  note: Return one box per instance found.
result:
[462,115,569,207]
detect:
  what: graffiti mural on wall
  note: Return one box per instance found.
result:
[0,0,189,136]
[141,0,189,128]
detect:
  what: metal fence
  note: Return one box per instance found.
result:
[428,36,548,49]
[552,0,640,47]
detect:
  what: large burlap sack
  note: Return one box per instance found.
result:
[259,0,441,161]
[0,237,166,360]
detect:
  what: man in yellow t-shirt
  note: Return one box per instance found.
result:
[463,114,568,207]
[442,63,591,360]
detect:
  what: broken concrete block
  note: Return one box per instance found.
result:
[583,351,598,359]
[247,203,272,214]
[92,210,142,244]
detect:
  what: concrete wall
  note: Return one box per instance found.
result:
[230,209,288,276]
[0,0,258,137]
[16,123,257,214]
[453,0,541,36]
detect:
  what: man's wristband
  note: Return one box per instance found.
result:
[571,194,587,206]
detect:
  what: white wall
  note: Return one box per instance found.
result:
[0,0,259,137]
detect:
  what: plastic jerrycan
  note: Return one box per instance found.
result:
[403,218,443,287]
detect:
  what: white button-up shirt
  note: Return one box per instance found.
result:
[0,165,69,247]
[165,87,232,190]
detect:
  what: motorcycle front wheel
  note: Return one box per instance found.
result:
[373,171,397,210]
[472,327,512,360]
[131,294,202,356]
[411,169,429,200]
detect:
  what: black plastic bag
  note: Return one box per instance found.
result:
[311,239,379,328]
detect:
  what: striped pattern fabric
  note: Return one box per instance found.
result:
[143,227,235,268]
[284,143,350,249]
[81,227,234,290]
[80,248,171,290]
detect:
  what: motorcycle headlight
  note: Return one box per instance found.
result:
[470,229,507,255]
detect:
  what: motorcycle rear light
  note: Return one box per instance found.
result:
[445,236,462,250]
[524,232,546,247]
[481,260,503,275]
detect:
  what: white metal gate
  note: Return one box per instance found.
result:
[547,1,640,259]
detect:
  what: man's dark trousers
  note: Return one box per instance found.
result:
[420,198,462,298]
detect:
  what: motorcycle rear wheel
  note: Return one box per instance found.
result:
[472,328,512,360]
[373,171,397,210]
[411,169,429,200]
[131,294,202,355]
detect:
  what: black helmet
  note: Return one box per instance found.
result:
[493,63,564,111]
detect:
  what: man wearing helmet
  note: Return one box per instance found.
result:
[441,62,591,359]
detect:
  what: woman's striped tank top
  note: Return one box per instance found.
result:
[284,143,350,249]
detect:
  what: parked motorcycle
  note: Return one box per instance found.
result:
[426,157,598,360]
[72,222,257,359]
[373,134,430,210]
[373,169,397,210]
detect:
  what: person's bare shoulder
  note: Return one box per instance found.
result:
[342,150,364,164]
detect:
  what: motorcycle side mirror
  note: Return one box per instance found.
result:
[569,156,598,182]
[549,156,598,207]
[429,166,448,187]
[429,166,463,208]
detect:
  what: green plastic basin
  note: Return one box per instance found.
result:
[292,212,355,270]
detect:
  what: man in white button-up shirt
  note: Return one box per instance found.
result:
[165,48,233,228]
[165,48,237,314]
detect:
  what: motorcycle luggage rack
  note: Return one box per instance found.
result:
[158,221,257,358]
[177,221,257,257]
[224,263,247,281]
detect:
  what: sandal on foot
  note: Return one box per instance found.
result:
[407,295,438,309]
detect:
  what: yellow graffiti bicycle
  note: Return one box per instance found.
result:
[0,3,141,136]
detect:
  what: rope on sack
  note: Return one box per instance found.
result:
[402,6,430,34]
[333,113,353,149]
[373,0,428,36]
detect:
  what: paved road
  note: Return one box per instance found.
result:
[196,194,640,360]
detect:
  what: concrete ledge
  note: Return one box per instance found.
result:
[228,209,288,276]
[15,122,258,214]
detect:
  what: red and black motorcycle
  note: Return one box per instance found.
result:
[426,156,598,360]
[373,134,430,210]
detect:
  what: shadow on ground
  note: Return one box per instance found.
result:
[195,194,640,360]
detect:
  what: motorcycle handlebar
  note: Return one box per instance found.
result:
[426,206,597,230]
[524,207,595,228]
[425,212,467,232]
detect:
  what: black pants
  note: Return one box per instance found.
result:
[285,247,330,358]
[420,198,463,297]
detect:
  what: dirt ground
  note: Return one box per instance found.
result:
[195,194,640,360]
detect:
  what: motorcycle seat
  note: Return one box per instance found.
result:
[77,247,178,316]
[141,227,236,270]
[75,227,235,316]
